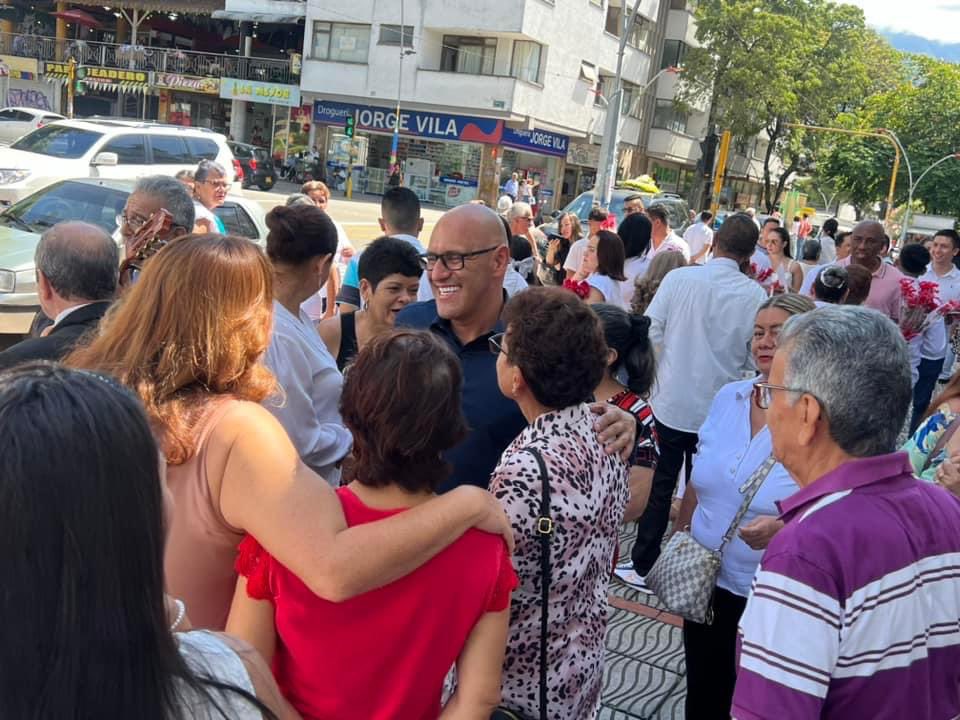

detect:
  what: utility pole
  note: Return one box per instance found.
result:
[595,0,643,209]
[389,0,405,178]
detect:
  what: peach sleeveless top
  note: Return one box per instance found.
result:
[164,399,244,631]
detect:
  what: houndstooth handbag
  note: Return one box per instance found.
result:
[645,456,776,624]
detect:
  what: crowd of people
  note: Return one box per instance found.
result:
[0,159,959,720]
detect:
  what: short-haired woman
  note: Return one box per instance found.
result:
[673,293,815,719]
[318,235,424,370]
[229,331,516,719]
[0,363,292,719]
[264,203,353,486]
[490,287,629,719]
[69,233,513,631]
[192,159,228,234]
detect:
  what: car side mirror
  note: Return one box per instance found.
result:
[91,152,118,167]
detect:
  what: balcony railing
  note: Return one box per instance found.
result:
[0,33,294,84]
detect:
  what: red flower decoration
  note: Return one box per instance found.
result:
[563,277,590,299]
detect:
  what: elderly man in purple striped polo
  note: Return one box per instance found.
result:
[732,305,960,720]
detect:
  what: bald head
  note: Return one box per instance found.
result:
[432,203,510,251]
[849,220,886,268]
[36,221,119,302]
[427,204,510,325]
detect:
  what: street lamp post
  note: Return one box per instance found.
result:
[899,152,960,244]
[596,65,680,209]
[389,0,415,181]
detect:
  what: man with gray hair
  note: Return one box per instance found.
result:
[0,222,118,368]
[733,305,960,720]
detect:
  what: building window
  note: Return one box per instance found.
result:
[622,81,642,118]
[441,35,497,75]
[652,99,688,134]
[579,61,597,84]
[661,39,687,70]
[511,40,543,84]
[312,22,371,64]
[670,0,688,9]
[605,6,651,49]
[594,74,610,106]
[379,24,413,48]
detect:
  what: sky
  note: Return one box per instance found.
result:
[847,0,960,44]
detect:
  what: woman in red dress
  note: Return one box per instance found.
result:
[228,330,517,720]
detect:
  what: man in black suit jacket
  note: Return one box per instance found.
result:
[0,222,118,369]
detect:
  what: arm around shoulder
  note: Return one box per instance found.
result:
[216,404,513,601]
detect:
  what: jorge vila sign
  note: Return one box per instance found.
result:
[312,100,569,157]
[219,79,301,107]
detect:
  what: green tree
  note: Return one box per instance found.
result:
[678,0,902,211]
[819,55,960,218]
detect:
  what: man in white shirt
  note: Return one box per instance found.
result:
[917,229,960,421]
[682,210,714,265]
[631,212,767,575]
[647,204,690,260]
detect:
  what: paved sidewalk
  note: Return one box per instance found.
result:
[600,525,686,719]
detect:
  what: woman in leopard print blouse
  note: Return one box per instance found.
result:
[489,287,629,719]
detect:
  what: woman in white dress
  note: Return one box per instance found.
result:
[0,363,293,719]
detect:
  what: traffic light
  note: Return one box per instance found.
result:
[699,132,719,178]
[74,80,86,95]
[344,114,355,138]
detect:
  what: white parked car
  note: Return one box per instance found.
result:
[0,177,266,336]
[0,107,66,146]
[0,119,241,205]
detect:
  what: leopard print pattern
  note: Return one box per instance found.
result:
[490,403,629,720]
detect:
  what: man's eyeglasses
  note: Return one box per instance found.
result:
[488,332,505,356]
[424,244,501,271]
[753,382,813,409]
[116,213,148,232]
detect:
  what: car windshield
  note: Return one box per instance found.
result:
[11,125,103,159]
[2,180,128,233]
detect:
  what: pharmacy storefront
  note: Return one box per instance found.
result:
[312,99,568,209]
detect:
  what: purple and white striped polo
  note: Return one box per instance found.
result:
[732,452,960,720]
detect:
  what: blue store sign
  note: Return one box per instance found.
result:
[313,100,569,158]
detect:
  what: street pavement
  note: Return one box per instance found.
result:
[243,180,446,249]
[602,524,686,719]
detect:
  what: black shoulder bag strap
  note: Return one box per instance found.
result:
[523,446,552,720]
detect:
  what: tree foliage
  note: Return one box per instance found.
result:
[818,55,960,218]
[678,0,902,211]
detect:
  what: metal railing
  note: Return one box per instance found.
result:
[0,32,294,83]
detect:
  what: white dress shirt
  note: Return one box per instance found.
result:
[628,234,692,283]
[263,300,353,486]
[644,257,767,432]
[683,221,714,264]
[690,377,798,597]
[563,238,588,274]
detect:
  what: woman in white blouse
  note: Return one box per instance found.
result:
[673,293,814,719]
[263,203,353,486]
[575,229,628,310]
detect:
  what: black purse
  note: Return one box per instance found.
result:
[491,446,553,720]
